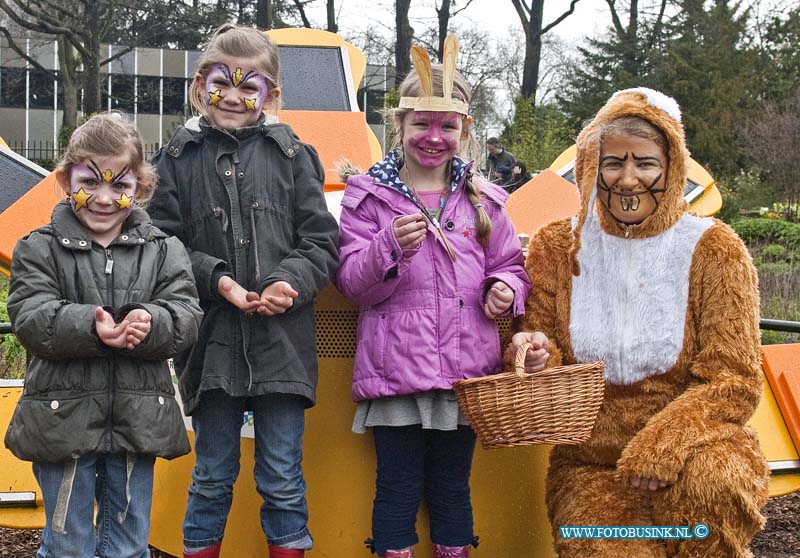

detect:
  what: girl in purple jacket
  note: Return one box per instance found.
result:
[335,37,532,558]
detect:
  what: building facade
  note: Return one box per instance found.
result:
[0,36,392,159]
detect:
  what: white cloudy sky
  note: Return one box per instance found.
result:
[310,0,612,44]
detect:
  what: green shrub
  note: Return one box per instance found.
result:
[0,276,26,379]
[732,218,800,249]
[716,169,777,224]
[760,244,788,261]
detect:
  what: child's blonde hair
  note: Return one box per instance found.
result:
[55,113,157,206]
[189,23,281,117]
[390,65,491,245]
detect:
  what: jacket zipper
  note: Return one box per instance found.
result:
[104,247,115,452]
[230,151,255,392]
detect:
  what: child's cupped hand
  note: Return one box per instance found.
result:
[123,308,152,350]
[95,307,131,349]
[483,281,514,319]
[218,276,263,313]
[258,281,298,316]
[393,213,427,250]
[95,307,153,350]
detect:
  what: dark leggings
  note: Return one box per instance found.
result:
[371,425,477,554]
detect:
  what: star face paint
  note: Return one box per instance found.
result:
[401,111,463,172]
[597,133,667,225]
[68,155,138,246]
[204,58,270,130]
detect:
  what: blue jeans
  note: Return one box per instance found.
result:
[183,390,313,550]
[371,425,477,554]
[34,453,155,558]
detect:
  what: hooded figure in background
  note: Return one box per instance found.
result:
[510,88,769,558]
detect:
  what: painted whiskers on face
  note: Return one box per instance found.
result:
[597,133,668,226]
[598,152,665,212]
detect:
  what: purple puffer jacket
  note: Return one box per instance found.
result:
[335,154,531,401]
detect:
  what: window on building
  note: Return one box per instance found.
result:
[29,68,56,108]
[109,74,134,112]
[137,75,160,114]
[162,77,187,114]
[0,67,26,107]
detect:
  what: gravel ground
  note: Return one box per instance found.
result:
[1,491,798,557]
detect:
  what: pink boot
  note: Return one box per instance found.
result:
[183,542,222,558]
[382,547,414,558]
[433,544,471,558]
[268,545,305,558]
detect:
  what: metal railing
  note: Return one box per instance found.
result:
[3,319,800,338]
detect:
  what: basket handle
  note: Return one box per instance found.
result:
[514,342,535,377]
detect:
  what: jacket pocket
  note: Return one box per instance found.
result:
[185,206,230,260]
[5,395,105,462]
[460,306,501,378]
[354,310,388,379]
[383,308,439,393]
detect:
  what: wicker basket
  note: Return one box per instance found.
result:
[453,342,605,449]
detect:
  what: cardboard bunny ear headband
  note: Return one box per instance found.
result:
[398,35,469,115]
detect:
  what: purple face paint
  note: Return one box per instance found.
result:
[68,157,138,245]
[205,62,270,113]
[403,111,462,170]
[69,161,137,213]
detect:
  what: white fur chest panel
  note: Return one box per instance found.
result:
[570,212,713,385]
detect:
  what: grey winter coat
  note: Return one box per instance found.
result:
[148,119,339,414]
[4,201,202,463]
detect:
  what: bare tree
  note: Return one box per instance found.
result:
[434,0,475,61]
[326,0,337,32]
[290,0,313,27]
[0,0,115,130]
[0,0,216,133]
[509,0,582,99]
[256,0,274,28]
[744,90,800,219]
[395,0,413,86]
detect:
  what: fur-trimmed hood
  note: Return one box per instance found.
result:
[571,87,690,274]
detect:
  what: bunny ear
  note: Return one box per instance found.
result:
[410,45,434,97]
[442,35,458,101]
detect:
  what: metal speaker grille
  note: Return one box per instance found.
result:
[314,309,359,358]
[314,311,513,360]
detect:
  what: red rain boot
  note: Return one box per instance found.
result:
[382,547,414,558]
[433,543,471,558]
[183,542,222,558]
[268,545,305,558]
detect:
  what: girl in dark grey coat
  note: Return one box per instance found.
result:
[147,24,338,558]
[4,113,202,558]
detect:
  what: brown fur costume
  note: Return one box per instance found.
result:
[512,89,769,557]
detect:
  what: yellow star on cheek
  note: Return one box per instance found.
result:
[232,67,244,86]
[115,193,132,210]
[244,97,257,111]
[208,89,222,106]
[72,188,92,211]
[102,169,114,183]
